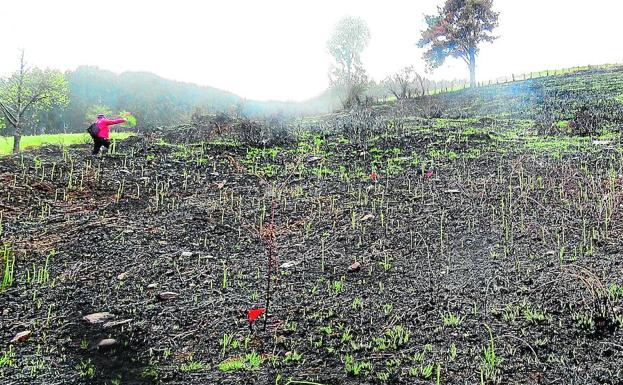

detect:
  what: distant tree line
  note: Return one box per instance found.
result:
[64,66,242,131]
[0,65,342,138]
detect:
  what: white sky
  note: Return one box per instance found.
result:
[1,0,621,101]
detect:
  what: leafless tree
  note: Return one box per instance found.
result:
[383,66,428,99]
[0,50,69,153]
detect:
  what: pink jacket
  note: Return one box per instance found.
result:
[96,117,126,139]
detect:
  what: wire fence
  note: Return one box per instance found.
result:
[427,63,621,96]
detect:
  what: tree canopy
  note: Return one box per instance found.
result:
[418,0,499,87]
[0,51,69,152]
[327,16,371,108]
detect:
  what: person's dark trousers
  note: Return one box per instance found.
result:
[92,136,111,155]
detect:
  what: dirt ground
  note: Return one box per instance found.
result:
[1,100,623,384]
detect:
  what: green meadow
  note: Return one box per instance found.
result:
[0,132,134,156]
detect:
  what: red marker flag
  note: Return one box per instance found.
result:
[248,308,265,324]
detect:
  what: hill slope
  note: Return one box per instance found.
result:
[405,65,623,132]
[1,66,623,384]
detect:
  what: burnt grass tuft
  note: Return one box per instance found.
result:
[2,67,623,384]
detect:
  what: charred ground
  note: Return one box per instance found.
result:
[1,66,623,385]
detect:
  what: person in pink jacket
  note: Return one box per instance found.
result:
[92,114,126,155]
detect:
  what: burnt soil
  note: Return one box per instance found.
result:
[1,115,623,385]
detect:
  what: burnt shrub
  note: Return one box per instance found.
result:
[232,117,295,147]
[418,96,444,119]
[569,100,623,136]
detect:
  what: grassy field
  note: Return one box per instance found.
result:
[0,132,134,156]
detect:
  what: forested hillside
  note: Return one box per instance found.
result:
[7,66,337,135]
[64,67,241,130]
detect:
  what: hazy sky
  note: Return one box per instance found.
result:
[1,1,621,101]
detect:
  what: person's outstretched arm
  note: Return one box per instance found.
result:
[102,118,127,125]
